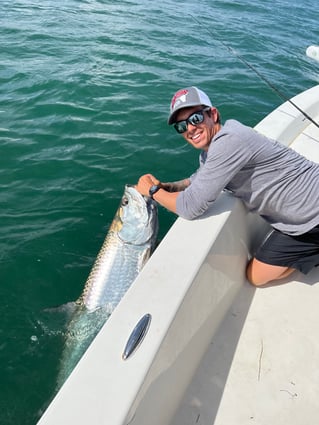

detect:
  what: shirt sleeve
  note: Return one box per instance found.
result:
[176,123,253,219]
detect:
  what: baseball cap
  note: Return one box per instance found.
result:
[168,86,212,125]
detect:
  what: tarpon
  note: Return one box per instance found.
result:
[78,184,158,312]
[57,185,158,387]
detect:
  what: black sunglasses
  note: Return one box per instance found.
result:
[174,107,211,134]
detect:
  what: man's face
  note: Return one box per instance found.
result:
[175,106,219,151]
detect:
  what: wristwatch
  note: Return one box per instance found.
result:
[149,184,161,198]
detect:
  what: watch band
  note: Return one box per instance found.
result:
[149,184,161,198]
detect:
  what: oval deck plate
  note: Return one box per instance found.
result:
[122,313,152,360]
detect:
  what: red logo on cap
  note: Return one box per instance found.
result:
[171,89,188,109]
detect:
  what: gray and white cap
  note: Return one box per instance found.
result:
[168,86,212,125]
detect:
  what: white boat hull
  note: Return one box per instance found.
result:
[38,85,319,425]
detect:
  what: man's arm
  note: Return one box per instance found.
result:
[160,178,191,192]
[136,174,190,214]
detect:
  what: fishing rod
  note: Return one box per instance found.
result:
[190,15,319,129]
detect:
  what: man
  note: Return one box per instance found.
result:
[136,86,319,286]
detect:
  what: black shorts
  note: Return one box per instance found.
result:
[255,225,319,274]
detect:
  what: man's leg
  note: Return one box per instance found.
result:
[246,257,295,286]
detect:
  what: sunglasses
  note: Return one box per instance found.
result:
[174,107,211,134]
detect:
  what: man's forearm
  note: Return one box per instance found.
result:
[161,178,190,193]
[152,189,179,214]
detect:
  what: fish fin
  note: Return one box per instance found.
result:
[42,301,78,320]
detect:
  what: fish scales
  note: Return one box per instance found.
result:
[80,229,152,313]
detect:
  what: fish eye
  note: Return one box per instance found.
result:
[121,197,129,206]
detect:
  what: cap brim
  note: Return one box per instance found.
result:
[167,102,200,125]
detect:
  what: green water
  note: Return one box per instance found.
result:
[0,0,318,423]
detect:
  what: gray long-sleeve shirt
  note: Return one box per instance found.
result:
[176,119,319,235]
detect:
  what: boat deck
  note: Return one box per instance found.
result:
[171,268,319,425]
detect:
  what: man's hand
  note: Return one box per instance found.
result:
[136,174,160,197]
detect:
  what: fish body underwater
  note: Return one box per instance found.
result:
[57,185,158,387]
